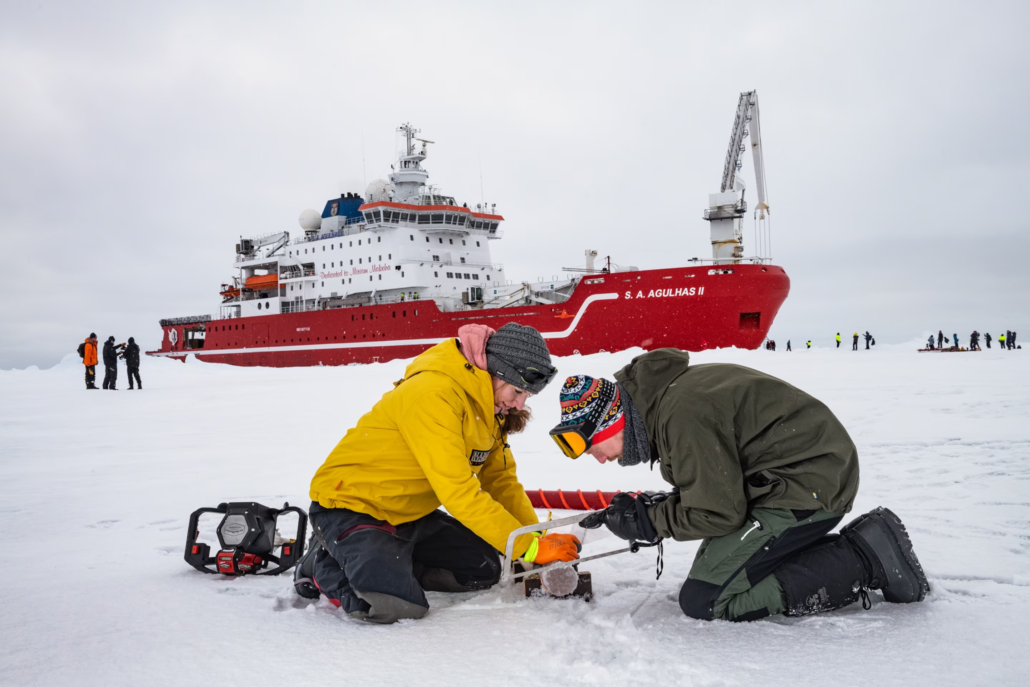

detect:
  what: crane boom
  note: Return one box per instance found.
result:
[706,90,771,264]
[749,94,769,214]
[721,91,754,193]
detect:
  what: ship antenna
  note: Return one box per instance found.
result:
[478,152,485,207]
[361,128,367,193]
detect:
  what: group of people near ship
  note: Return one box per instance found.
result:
[78,333,142,390]
[926,329,1019,351]
[766,331,876,351]
[295,322,929,624]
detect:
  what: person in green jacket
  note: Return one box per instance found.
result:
[549,349,929,621]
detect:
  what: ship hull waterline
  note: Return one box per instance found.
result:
[148,264,789,367]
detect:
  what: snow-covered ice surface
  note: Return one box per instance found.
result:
[2,342,1028,686]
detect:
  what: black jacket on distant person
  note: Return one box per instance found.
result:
[122,341,141,368]
[103,340,119,366]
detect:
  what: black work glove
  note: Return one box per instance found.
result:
[581,492,665,544]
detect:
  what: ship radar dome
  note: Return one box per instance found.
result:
[366,179,394,203]
[298,208,321,232]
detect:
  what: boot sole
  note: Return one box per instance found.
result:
[847,507,930,603]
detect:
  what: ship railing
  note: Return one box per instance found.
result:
[397,259,502,271]
[293,217,366,244]
[685,256,773,265]
[280,268,316,278]
[281,300,320,314]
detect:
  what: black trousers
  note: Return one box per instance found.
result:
[127,366,141,389]
[309,504,500,622]
[85,365,96,388]
[853,341,858,350]
[102,364,117,389]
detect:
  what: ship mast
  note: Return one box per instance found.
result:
[390,123,430,203]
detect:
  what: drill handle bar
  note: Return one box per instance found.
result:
[256,504,308,576]
[184,505,228,574]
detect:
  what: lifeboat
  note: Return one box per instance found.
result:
[219,284,240,300]
[245,274,279,291]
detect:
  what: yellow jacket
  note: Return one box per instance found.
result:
[310,339,540,557]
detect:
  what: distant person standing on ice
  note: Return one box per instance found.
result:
[998,332,1006,349]
[1013,331,1017,349]
[927,336,935,350]
[864,331,872,350]
[853,332,859,350]
[836,333,841,348]
[101,336,124,390]
[938,331,944,349]
[806,340,812,349]
[786,340,792,351]
[1007,330,1013,350]
[985,332,992,349]
[298,324,576,623]
[121,337,142,390]
[80,333,98,390]
[549,350,929,622]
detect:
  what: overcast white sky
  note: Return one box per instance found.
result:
[2,1,1027,369]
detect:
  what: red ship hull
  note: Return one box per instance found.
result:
[148,264,789,366]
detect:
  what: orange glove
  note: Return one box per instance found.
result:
[523,533,582,564]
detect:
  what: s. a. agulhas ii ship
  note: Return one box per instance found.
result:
[150,93,788,367]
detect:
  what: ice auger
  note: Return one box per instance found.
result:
[184,501,307,576]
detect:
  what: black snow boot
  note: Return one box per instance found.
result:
[840,506,930,603]
[293,534,323,600]
[774,507,930,617]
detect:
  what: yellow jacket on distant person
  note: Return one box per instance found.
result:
[309,339,540,558]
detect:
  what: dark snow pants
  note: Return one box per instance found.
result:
[127,366,141,389]
[679,508,842,622]
[84,365,96,388]
[102,365,117,389]
[309,503,501,623]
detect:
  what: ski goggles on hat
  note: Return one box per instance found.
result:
[493,356,558,388]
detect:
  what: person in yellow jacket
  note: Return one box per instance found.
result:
[301,323,579,623]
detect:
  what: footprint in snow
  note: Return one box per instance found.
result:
[273,595,317,612]
[87,519,119,529]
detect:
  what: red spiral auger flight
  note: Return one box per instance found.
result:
[528,490,642,511]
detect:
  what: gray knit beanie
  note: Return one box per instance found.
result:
[485,323,555,394]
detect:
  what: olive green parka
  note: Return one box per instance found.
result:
[614,349,859,542]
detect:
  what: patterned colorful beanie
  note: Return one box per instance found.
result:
[558,375,625,444]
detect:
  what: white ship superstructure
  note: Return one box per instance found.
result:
[226,124,577,321]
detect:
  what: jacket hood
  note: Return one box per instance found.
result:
[613,348,691,435]
[402,339,495,416]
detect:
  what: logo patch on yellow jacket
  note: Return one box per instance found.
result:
[469,449,489,466]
